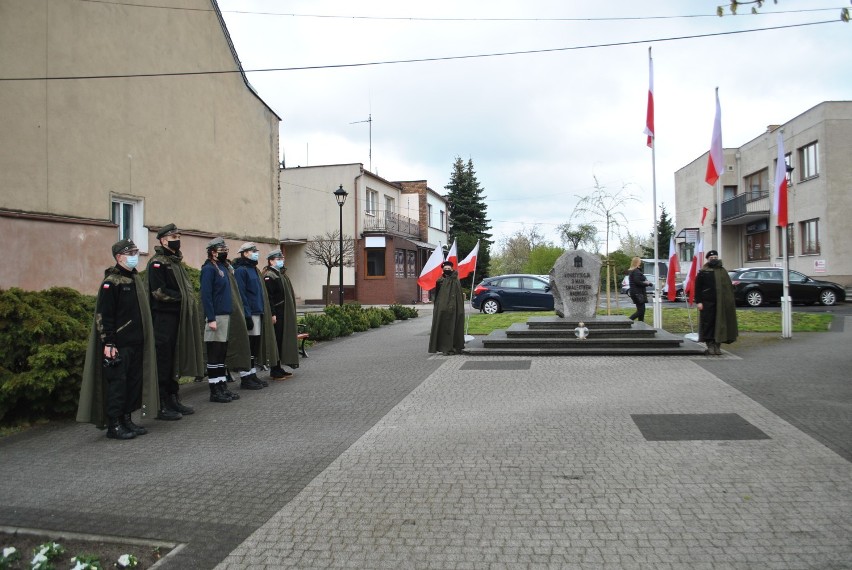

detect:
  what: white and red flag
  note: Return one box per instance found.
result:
[666,236,680,302]
[705,89,724,186]
[457,241,480,280]
[773,132,789,228]
[644,48,655,148]
[417,246,445,291]
[446,240,458,270]
[682,239,704,304]
[700,207,709,225]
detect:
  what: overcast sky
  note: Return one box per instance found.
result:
[217,0,850,251]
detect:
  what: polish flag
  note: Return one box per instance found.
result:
[682,239,704,304]
[457,241,480,280]
[446,240,458,269]
[700,207,709,225]
[666,236,680,302]
[773,132,789,228]
[644,48,654,148]
[417,247,445,291]
[705,89,724,186]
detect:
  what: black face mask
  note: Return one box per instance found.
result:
[443,269,453,276]
[167,239,181,252]
[216,252,228,262]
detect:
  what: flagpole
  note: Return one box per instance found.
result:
[781,226,792,338]
[464,262,478,341]
[646,47,662,328]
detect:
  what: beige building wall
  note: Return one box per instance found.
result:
[0,0,280,291]
[674,101,852,286]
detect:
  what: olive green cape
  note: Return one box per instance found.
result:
[224,266,252,371]
[262,266,300,368]
[253,265,280,367]
[428,271,466,354]
[77,269,159,427]
[710,264,739,344]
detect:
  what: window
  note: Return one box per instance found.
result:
[394,249,405,278]
[525,278,548,291]
[746,231,770,261]
[428,204,433,227]
[784,154,793,186]
[439,210,445,231]
[366,249,385,276]
[800,219,819,254]
[406,251,416,277]
[723,185,737,201]
[799,141,819,180]
[366,189,378,215]
[744,169,768,200]
[110,196,145,251]
[776,224,794,257]
[385,196,395,214]
[499,277,522,288]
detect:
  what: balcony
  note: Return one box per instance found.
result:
[362,209,421,240]
[720,192,770,225]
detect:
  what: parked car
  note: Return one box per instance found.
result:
[728,267,846,307]
[472,274,554,314]
[620,273,656,295]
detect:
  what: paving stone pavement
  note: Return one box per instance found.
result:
[213,314,852,569]
[2,310,851,569]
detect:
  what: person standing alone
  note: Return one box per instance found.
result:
[146,224,205,420]
[694,249,738,355]
[627,256,652,323]
[428,260,465,355]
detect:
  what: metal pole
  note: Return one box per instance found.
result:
[338,203,344,306]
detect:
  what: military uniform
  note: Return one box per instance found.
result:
[262,250,299,378]
[428,263,466,355]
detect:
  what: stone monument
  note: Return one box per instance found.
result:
[548,250,601,320]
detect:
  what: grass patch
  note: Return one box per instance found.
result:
[467,308,833,335]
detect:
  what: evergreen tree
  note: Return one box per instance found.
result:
[642,203,675,260]
[445,157,492,284]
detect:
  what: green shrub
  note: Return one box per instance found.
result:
[364,308,384,328]
[0,288,95,425]
[389,304,419,320]
[323,305,354,336]
[377,308,396,325]
[301,313,341,341]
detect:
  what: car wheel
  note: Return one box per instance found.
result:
[746,289,763,307]
[676,289,687,302]
[482,299,501,314]
[819,289,837,306]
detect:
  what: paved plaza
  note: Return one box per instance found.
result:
[1,310,850,569]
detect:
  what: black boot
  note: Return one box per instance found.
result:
[156,396,182,421]
[221,382,240,400]
[106,417,136,440]
[240,374,263,390]
[251,372,269,388]
[209,381,231,403]
[122,413,147,436]
[169,393,195,415]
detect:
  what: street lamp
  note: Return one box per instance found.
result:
[333,184,348,306]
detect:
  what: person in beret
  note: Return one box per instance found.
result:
[262,249,299,379]
[77,239,158,440]
[428,260,465,355]
[146,224,205,420]
[694,249,738,355]
[200,237,240,403]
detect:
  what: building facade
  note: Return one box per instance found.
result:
[279,165,449,305]
[674,101,852,286]
[0,0,281,292]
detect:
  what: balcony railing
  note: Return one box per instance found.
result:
[362,209,421,239]
[721,192,770,223]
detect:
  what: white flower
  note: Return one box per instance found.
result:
[3,546,17,557]
[32,551,48,564]
[117,553,138,567]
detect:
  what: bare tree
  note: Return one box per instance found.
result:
[304,230,355,305]
[557,221,599,251]
[491,225,546,275]
[619,229,652,258]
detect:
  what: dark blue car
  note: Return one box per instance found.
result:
[472,274,554,314]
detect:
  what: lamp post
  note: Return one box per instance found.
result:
[333,184,348,306]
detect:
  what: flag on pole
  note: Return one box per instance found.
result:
[644,48,654,148]
[773,132,789,228]
[666,236,680,302]
[446,240,458,269]
[417,247,445,291]
[457,240,480,279]
[705,89,724,186]
[700,207,709,225]
[682,239,704,304]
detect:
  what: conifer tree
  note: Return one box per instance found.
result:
[642,203,675,260]
[444,157,492,284]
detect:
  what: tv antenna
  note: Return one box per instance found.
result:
[350,113,372,172]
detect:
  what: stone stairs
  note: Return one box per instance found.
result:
[464,315,707,356]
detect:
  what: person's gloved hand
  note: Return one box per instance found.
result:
[245,316,254,331]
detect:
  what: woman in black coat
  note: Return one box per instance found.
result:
[627,256,652,322]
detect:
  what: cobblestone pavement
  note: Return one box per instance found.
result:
[2,311,851,569]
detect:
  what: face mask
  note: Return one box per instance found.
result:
[216,252,228,262]
[125,255,139,269]
[167,239,181,252]
[274,260,284,269]
[249,252,259,262]
[443,269,452,276]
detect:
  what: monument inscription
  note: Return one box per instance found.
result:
[548,250,601,320]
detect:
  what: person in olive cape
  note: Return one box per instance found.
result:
[146,223,205,420]
[428,260,466,355]
[262,249,299,379]
[694,249,738,355]
[77,239,158,440]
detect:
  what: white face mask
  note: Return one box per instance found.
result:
[274,260,284,269]
[125,255,139,269]
[249,252,259,262]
